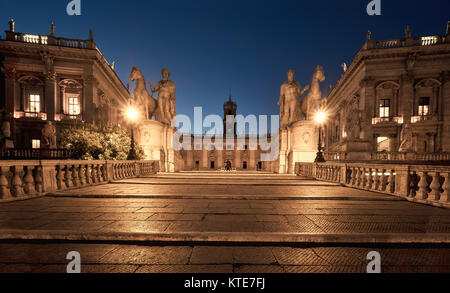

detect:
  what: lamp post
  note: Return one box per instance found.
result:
[126,106,139,161]
[314,110,327,163]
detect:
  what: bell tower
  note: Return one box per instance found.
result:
[223,90,237,137]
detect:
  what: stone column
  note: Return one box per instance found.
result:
[278,128,289,174]
[400,74,415,124]
[44,73,57,121]
[234,147,240,170]
[359,77,376,144]
[202,147,208,170]
[441,71,450,152]
[1,66,16,113]
[249,150,256,171]
[186,149,194,171]
[83,75,96,123]
[217,149,223,170]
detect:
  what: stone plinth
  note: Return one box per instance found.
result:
[136,120,178,173]
[288,120,319,173]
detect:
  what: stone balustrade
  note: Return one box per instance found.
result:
[296,162,450,208]
[0,160,158,202]
[366,35,446,50]
[324,151,450,162]
[5,31,96,49]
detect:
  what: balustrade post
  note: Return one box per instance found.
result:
[366,168,373,190]
[64,165,73,188]
[91,164,98,184]
[388,169,395,193]
[355,168,361,187]
[72,164,80,187]
[379,169,387,192]
[85,164,92,185]
[361,168,368,188]
[79,164,86,186]
[34,166,43,193]
[56,165,64,190]
[417,171,429,200]
[11,166,25,197]
[441,173,450,202]
[23,166,37,195]
[373,169,380,191]
[429,172,441,201]
[0,166,12,199]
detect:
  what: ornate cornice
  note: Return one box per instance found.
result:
[1,65,16,79]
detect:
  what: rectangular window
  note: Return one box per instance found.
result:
[29,94,40,113]
[379,99,391,119]
[32,139,41,149]
[418,97,430,116]
[68,96,80,117]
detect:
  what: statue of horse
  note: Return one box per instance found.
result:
[129,66,158,120]
[299,65,325,120]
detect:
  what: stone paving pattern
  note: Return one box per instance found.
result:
[1,172,450,273]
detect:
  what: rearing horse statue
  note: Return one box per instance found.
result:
[129,66,158,120]
[299,65,325,120]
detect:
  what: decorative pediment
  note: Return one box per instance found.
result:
[58,79,83,89]
[17,75,44,86]
[415,78,441,89]
[376,81,400,90]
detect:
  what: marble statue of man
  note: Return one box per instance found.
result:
[42,121,57,148]
[398,124,412,152]
[278,70,309,128]
[148,68,176,125]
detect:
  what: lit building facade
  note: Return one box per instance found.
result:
[0,20,130,149]
[324,23,450,161]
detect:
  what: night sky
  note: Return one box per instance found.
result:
[1,0,449,124]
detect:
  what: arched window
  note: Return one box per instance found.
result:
[17,76,44,118]
[375,81,400,121]
[58,79,83,119]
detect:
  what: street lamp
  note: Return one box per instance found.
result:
[314,110,327,163]
[126,106,139,161]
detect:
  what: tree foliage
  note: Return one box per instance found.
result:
[61,125,144,160]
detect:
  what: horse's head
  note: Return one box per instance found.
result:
[129,66,142,82]
[314,65,325,82]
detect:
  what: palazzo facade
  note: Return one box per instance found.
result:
[0,20,130,149]
[324,23,450,162]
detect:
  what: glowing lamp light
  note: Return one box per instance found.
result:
[315,111,327,124]
[126,107,138,122]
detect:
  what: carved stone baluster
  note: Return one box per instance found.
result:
[56,164,64,190]
[72,164,80,187]
[409,171,417,198]
[91,164,98,184]
[85,164,92,185]
[35,166,44,193]
[79,164,86,186]
[97,165,103,183]
[417,171,429,200]
[0,166,12,199]
[64,165,73,188]
[361,168,368,188]
[441,173,449,202]
[373,169,380,191]
[379,169,387,192]
[366,168,373,190]
[429,172,441,201]
[11,166,25,197]
[23,166,37,195]
[388,169,395,193]
[355,168,361,187]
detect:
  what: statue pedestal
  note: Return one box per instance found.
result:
[279,120,319,174]
[136,120,177,173]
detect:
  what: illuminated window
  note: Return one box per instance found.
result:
[32,139,40,149]
[418,97,430,116]
[379,99,390,118]
[377,137,390,152]
[29,94,40,113]
[68,96,80,117]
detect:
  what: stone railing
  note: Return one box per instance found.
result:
[296,162,450,208]
[366,35,447,50]
[0,160,159,203]
[324,151,450,162]
[5,31,96,49]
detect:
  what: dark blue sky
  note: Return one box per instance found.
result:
[1,0,449,120]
